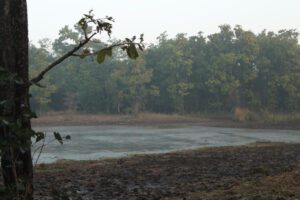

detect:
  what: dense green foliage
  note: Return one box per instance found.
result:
[29,25,300,114]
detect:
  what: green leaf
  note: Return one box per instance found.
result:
[138,44,144,51]
[139,34,144,42]
[14,77,24,85]
[35,132,45,143]
[65,135,71,140]
[0,100,7,106]
[106,48,112,57]
[96,50,106,64]
[0,118,9,125]
[54,132,63,144]
[78,18,85,25]
[96,48,112,64]
[126,44,139,59]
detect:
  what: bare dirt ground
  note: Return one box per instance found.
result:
[31,143,300,200]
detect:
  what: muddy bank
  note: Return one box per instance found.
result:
[31,143,300,199]
[32,113,300,130]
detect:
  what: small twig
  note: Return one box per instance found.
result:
[71,42,140,57]
[83,29,89,40]
[32,138,46,166]
[33,137,58,166]
[34,139,46,166]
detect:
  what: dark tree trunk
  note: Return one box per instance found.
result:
[0,0,33,199]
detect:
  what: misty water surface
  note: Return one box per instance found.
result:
[33,125,300,163]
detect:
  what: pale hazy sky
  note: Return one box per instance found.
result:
[28,0,300,44]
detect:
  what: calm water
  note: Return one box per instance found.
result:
[33,125,300,163]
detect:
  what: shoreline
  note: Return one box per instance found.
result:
[32,113,300,130]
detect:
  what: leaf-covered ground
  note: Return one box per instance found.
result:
[31,143,300,200]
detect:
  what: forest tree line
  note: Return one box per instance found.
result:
[29,25,300,115]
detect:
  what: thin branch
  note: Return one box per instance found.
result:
[90,39,102,44]
[32,138,46,166]
[30,32,143,86]
[83,29,89,40]
[30,33,96,85]
[71,42,140,57]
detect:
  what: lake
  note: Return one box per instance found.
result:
[33,125,300,163]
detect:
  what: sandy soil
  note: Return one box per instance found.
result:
[30,143,300,200]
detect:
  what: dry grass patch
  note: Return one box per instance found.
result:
[32,112,209,126]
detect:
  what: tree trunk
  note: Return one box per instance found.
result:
[0,0,33,199]
[132,97,141,117]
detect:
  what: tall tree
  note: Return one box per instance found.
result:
[111,55,157,115]
[0,0,33,198]
[146,33,193,113]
